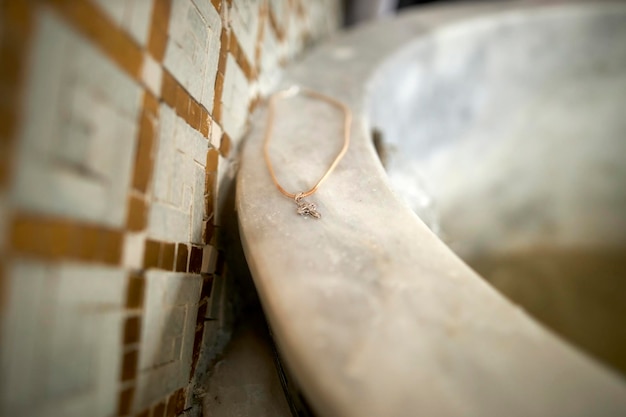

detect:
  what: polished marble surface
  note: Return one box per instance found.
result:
[237,2,626,416]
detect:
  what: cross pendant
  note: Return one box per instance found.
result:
[294,193,321,219]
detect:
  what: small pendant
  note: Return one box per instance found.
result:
[295,193,321,219]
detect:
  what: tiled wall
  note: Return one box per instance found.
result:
[0,1,340,416]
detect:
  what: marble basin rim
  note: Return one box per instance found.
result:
[236,2,626,417]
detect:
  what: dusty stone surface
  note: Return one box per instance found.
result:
[203,315,291,417]
[237,2,626,417]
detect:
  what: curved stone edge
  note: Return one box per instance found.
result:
[237,2,626,417]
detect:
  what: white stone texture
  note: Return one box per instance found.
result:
[258,18,282,95]
[164,0,221,111]
[12,12,142,227]
[221,54,250,141]
[123,231,147,270]
[284,5,304,61]
[92,0,154,46]
[209,121,223,149]
[0,261,126,417]
[133,270,202,411]
[300,0,340,41]
[141,52,163,96]
[228,0,261,67]
[148,105,208,244]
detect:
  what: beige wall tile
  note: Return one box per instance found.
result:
[0,261,126,417]
[134,270,202,411]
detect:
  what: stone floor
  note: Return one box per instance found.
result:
[203,310,292,417]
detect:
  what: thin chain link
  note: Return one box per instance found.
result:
[263,86,352,200]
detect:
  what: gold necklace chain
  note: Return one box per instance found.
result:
[263,86,352,219]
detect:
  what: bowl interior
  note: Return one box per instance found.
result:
[368,4,626,375]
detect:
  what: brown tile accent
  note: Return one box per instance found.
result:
[195,320,204,334]
[9,215,124,264]
[204,187,214,217]
[121,348,139,382]
[188,99,201,130]
[126,194,148,231]
[248,95,261,113]
[254,3,267,68]
[143,239,160,269]
[161,70,178,109]
[166,388,186,417]
[160,242,175,271]
[219,132,231,157]
[48,0,143,80]
[228,30,239,54]
[212,29,229,124]
[75,224,100,261]
[46,219,73,260]
[0,155,10,188]
[229,32,256,81]
[206,149,220,172]
[126,272,145,309]
[123,316,141,345]
[201,274,214,299]
[176,243,189,272]
[210,0,221,14]
[0,99,16,140]
[205,166,217,188]
[0,260,6,314]
[3,1,35,37]
[144,91,160,116]
[204,172,216,220]
[190,325,205,379]
[268,6,286,41]
[199,107,211,138]
[48,219,73,259]
[132,94,158,193]
[0,2,33,186]
[147,0,172,61]
[189,246,203,274]
[118,386,135,416]
[212,71,225,123]
[161,71,214,139]
[0,39,23,91]
[174,83,190,120]
[217,30,229,74]
[98,228,124,264]
[152,402,166,417]
[196,298,209,323]
[10,218,45,256]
